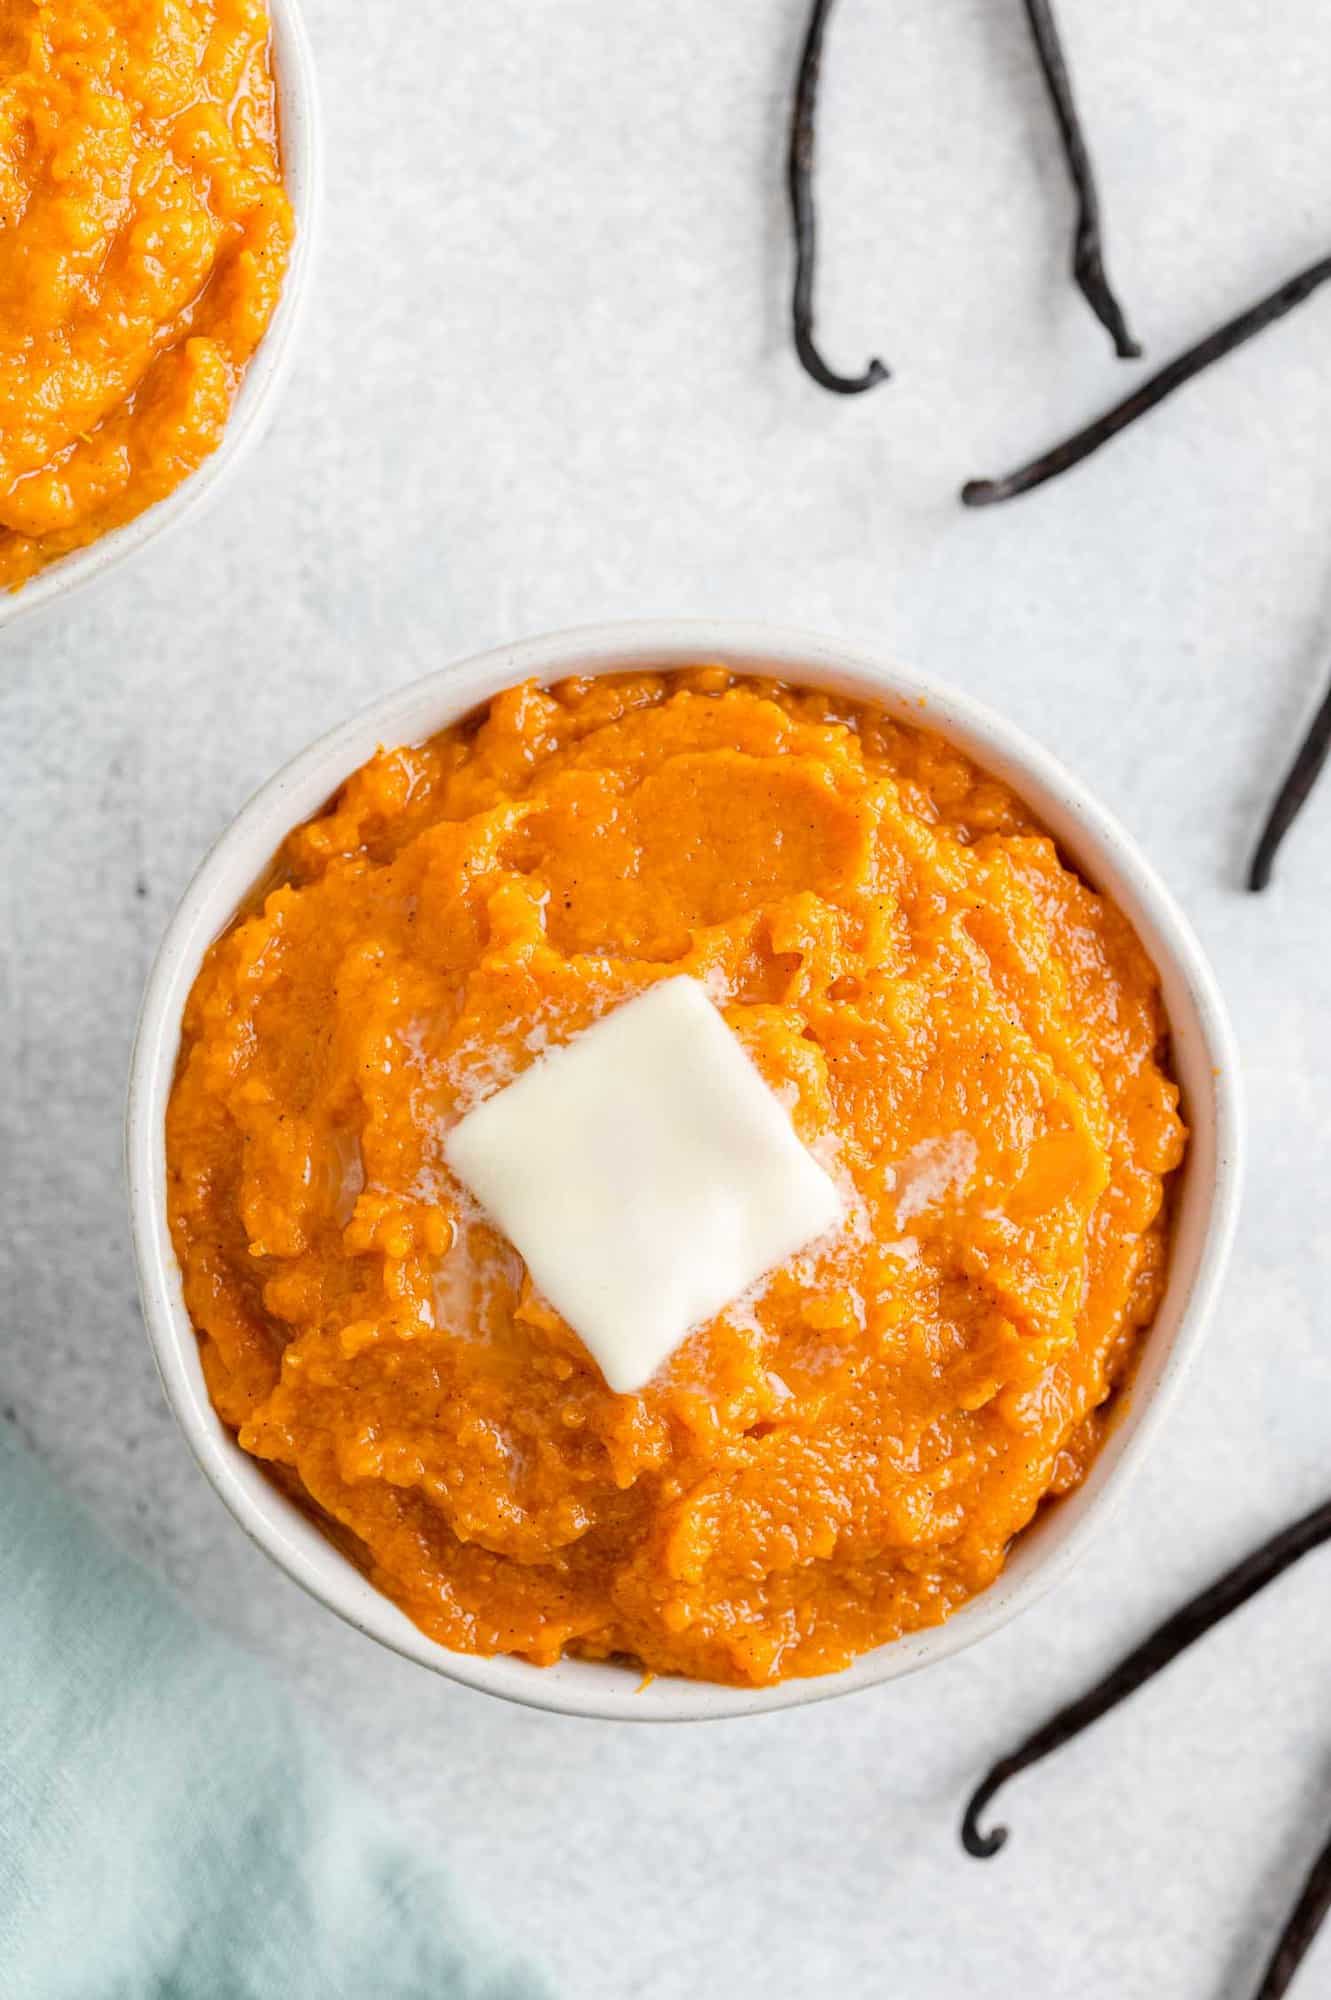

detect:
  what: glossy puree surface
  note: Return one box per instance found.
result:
[0,0,292,589]
[166,671,1186,1684]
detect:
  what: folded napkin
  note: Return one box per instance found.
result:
[0,1421,554,2000]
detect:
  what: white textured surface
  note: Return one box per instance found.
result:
[445,978,844,1394]
[3,2,1330,1995]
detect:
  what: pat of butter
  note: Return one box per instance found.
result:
[443,976,843,1394]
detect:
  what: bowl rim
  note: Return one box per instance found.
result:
[0,0,323,635]
[127,619,1245,1721]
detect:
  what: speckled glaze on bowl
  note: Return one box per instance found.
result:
[0,0,322,636]
[127,621,1244,1721]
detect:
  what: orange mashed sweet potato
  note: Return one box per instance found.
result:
[167,671,1187,1685]
[0,0,293,591]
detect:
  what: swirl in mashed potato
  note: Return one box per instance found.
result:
[0,0,293,590]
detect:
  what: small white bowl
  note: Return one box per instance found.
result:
[0,0,321,635]
[127,622,1243,1721]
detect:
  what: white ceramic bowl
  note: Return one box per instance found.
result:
[0,0,321,635]
[127,621,1243,1721]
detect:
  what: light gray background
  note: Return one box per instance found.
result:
[4,2,1331,1994]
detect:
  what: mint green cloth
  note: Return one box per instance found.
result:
[0,1423,554,2000]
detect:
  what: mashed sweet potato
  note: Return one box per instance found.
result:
[166,671,1187,1684]
[0,0,292,591]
